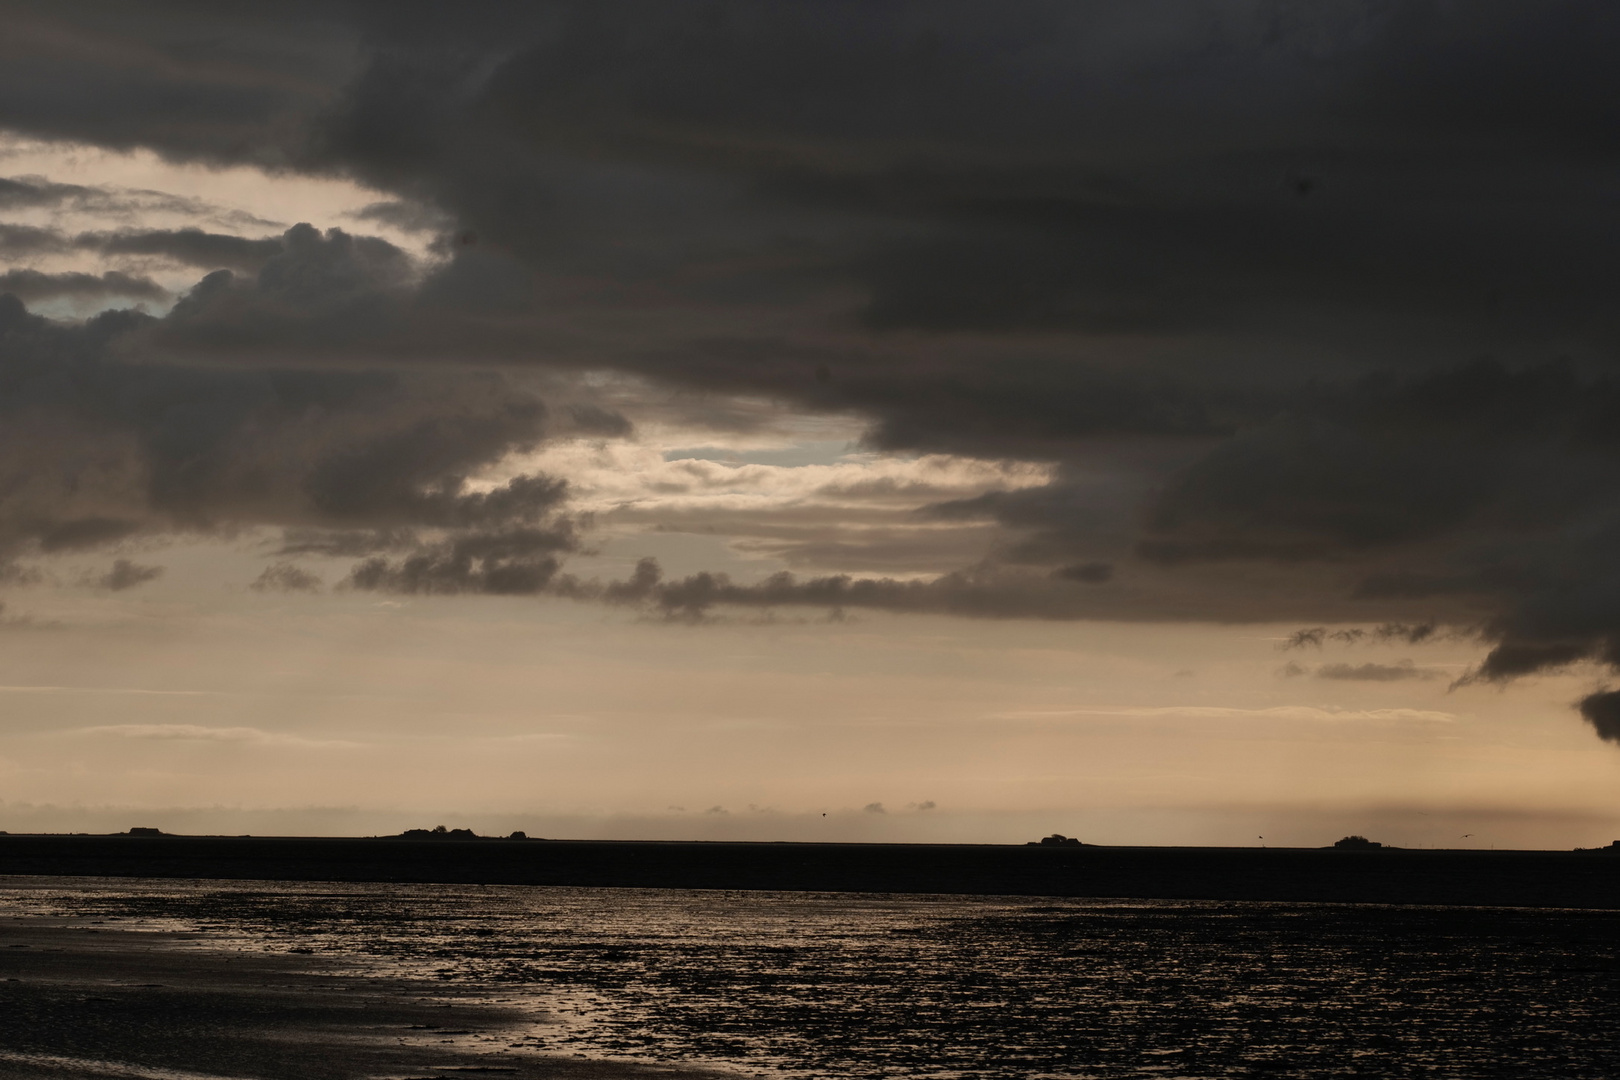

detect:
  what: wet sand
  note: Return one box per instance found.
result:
[11,877,1620,1079]
[0,919,733,1080]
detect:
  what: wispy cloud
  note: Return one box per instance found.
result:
[76,724,359,748]
[0,685,225,696]
[987,706,1456,725]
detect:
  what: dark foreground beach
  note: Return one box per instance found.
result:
[7,839,1620,1078]
[7,876,1620,1079]
[3,834,1620,908]
[0,913,731,1080]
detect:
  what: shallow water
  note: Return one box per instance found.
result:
[6,878,1620,1079]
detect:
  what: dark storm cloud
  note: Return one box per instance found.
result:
[19,4,1603,377]
[39,517,141,552]
[250,562,322,593]
[88,228,287,272]
[302,432,559,526]
[516,556,1191,624]
[636,564,1059,622]
[0,293,564,569]
[94,558,162,591]
[0,223,70,256]
[1141,361,1620,562]
[347,525,576,596]
[1055,563,1113,585]
[1578,690,1620,744]
[7,2,1620,375]
[1121,360,1620,701]
[9,2,1620,732]
[0,224,284,275]
[1283,624,1441,650]
[350,200,450,234]
[565,404,634,439]
[10,3,1614,396]
[0,3,358,166]
[0,175,263,223]
[275,527,418,558]
[1278,660,1437,681]
[0,268,166,302]
[316,0,1620,379]
[1314,661,1435,683]
[154,223,419,354]
[0,176,96,210]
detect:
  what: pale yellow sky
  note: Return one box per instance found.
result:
[2,536,1616,847]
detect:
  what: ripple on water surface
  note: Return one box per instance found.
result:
[6,879,1620,1079]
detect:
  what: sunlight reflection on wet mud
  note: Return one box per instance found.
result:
[7,880,1620,1079]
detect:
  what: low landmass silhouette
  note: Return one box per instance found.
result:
[2,832,1620,907]
[390,826,534,841]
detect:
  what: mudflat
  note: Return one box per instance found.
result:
[0,919,732,1080]
[10,877,1620,1078]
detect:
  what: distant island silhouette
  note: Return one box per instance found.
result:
[2,833,1620,909]
[1574,840,1620,853]
[391,826,534,841]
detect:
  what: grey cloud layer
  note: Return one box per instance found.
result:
[0,221,285,272]
[95,558,162,591]
[0,268,166,302]
[6,3,1620,730]
[0,278,565,568]
[1281,660,1437,683]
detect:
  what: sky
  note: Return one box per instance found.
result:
[2,1,1620,847]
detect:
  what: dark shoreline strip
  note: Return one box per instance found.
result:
[0,921,733,1080]
[4,836,1620,908]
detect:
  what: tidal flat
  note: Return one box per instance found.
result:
[0,895,729,1080]
[6,877,1620,1079]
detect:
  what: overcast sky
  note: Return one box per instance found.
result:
[2,1,1620,847]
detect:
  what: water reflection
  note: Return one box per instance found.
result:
[6,880,1619,1079]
